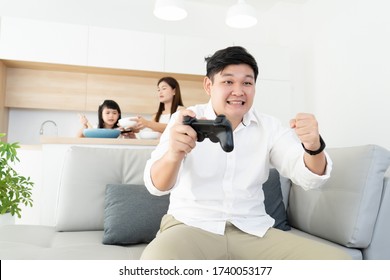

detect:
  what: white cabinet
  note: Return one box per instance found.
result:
[88,26,165,71]
[164,35,231,75]
[0,17,88,66]
[0,17,291,80]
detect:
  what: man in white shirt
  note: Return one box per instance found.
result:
[141,46,350,259]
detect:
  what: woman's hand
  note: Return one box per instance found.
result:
[136,116,149,130]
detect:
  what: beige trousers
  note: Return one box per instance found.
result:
[140,215,352,260]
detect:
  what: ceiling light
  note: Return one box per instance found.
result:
[226,0,258,28]
[153,0,188,21]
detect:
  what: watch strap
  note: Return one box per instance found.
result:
[302,135,326,156]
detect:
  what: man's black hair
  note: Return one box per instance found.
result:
[205,46,259,82]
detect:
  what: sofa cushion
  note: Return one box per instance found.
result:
[263,169,291,231]
[288,145,390,248]
[56,146,153,231]
[102,184,169,245]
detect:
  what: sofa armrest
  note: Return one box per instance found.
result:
[287,145,390,248]
[363,170,390,259]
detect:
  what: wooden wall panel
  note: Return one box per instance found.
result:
[86,74,158,114]
[86,74,209,115]
[179,78,209,108]
[5,68,87,111]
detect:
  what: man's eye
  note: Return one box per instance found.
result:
[244,82,253,86]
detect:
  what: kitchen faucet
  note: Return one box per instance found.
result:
[39,120,58,135]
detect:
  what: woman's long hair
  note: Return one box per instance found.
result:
[154,77,184,122]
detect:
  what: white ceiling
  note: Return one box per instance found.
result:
[0,0,308,45]
[195,0,308,11]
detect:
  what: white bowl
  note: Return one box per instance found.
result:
[139,130,160,139]
[118,117,137,128]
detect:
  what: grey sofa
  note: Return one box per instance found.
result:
[0,144,389,260]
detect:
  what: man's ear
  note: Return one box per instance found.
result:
[203,76,212,96]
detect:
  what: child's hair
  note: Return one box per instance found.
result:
[98,100,122,128]
[154,77,184,122]
[205,46,259,82]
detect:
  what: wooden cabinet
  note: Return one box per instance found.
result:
[3,60,208,114]
[0,17,88,66]
[5,67,87,111]
[0,61,8,135]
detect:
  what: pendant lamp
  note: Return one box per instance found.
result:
[153,0,188,21]
[226,0,258,28]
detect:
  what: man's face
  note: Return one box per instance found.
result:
[204,64,256,129]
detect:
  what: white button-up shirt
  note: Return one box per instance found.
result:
[144,102,332,237]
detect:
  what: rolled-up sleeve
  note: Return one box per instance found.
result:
[270,126,333,191]
[291,151,333,190]
[143,115,177,196]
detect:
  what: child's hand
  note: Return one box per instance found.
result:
[79,114,90,128]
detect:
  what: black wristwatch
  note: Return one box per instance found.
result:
[302,135,326,155]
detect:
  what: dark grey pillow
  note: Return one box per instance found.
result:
[103,184,169,245]
[263,169,291,231]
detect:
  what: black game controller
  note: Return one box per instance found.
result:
[183,114,234,152]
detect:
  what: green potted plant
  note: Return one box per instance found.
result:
[0,133,34,221]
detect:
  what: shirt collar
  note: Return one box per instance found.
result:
[242,107,258,127]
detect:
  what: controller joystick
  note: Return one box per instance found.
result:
[183,114,234,152]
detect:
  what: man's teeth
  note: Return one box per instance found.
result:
[228,101,245,105]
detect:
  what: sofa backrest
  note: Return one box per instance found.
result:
[55,146,153,231]
[55,146,291,233]
[287,145,390,248]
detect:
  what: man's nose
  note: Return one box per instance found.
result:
[231,84,245,95]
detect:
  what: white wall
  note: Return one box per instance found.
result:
[7,108,151,144]
[7,109,95,143]
[297,0,390,149]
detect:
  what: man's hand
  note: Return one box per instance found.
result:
[150,109,198,191]
[290,113,326,175]
[290,113,321,151]
[167,109,197,161]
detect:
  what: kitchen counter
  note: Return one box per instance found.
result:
[40,136,159,146]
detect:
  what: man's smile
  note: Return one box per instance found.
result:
[227,100,245,105]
